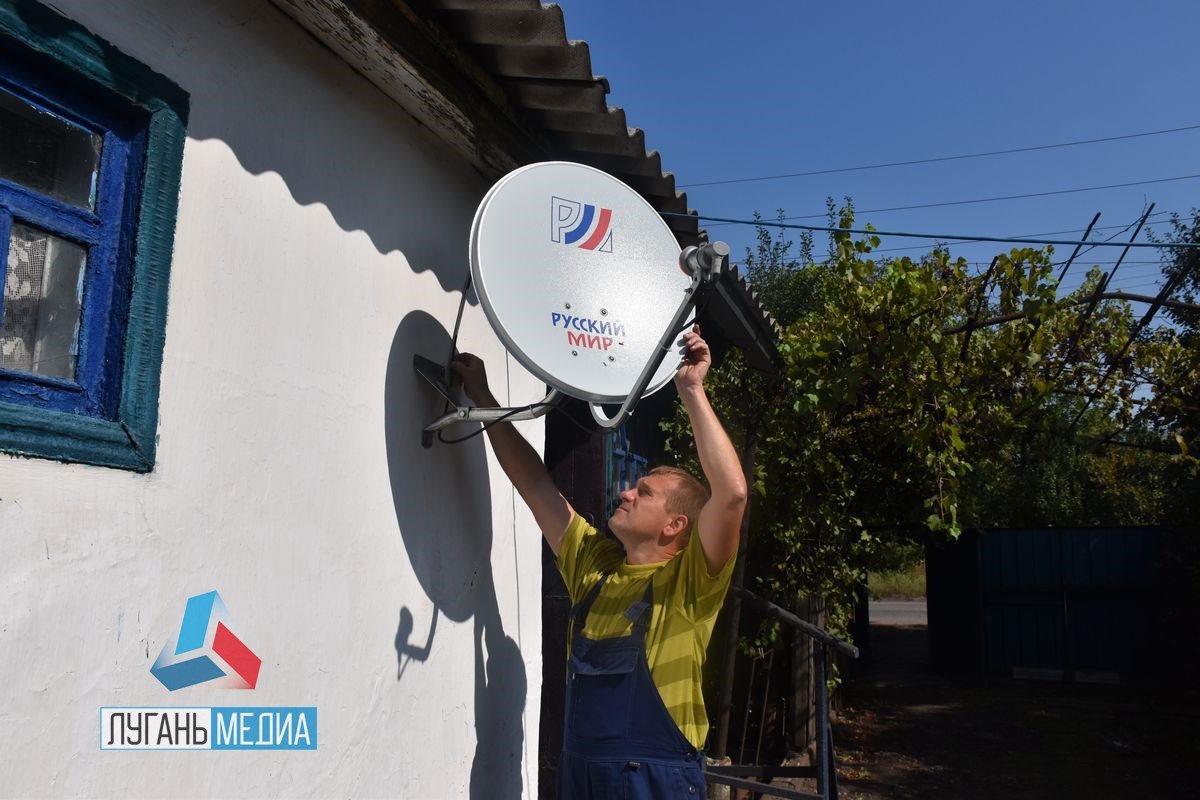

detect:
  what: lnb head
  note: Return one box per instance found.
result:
[679,241,731,278]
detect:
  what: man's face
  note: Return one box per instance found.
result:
[608,473,680,547]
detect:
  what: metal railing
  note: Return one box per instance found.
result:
[704,588,859,800]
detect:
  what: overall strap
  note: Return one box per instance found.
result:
[625,578,655,644]
[571,573,657,644]
[570,572,612,633]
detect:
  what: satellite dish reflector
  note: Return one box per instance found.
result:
[414,162,728,444]
[470,161,689,403]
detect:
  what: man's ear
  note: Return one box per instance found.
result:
[668,514,689,538]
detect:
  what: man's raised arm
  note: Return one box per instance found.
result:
[676,327,748,575]
[450,353,574,554]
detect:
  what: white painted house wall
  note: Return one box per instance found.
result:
[0,1,544,796]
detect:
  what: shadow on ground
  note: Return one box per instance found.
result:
[832,623,1200,800]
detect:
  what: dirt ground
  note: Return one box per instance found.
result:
[823,621,1200,800]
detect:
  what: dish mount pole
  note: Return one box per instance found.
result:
[414,241,729,446]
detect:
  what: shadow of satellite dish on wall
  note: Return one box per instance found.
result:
[385,309,493,622]
[385,308,528,797]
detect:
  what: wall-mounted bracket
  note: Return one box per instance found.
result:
[413,354,560,447]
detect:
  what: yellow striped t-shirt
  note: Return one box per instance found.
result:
[555,513,736,749]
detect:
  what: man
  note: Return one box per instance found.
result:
[451,325,746,799]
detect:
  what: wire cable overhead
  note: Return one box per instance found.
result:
[702,174,1200,226]
[661,211,1200,250]
[679,124,1200,188]
[868,212,1172,255]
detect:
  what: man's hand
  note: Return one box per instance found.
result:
[674,325,711,393]
[450,353,497,407]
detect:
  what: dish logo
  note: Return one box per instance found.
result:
[151,590,262,691]
[551,196,614,252]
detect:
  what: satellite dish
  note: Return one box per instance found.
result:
[470,161,689,403]
[414,162,729,444]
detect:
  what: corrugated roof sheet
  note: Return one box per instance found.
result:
[273,0,780,368]
[411,0,700,241]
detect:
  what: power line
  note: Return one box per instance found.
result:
[1112,273,1181,286]
[662,211,1200,249]
[678,124,1200,188]
[703,174,1200,226]
[1115,281,1172,292]
[956,260,1164,267]
[866,213,1173,255]
[962,270,1172,291]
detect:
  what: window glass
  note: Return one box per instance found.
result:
[1,222,86,379]
[0,86,102,209]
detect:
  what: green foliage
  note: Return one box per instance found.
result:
[867,538,925,573]
[742,210,822,326]
[1145,210,1200,530]
[662,205,1200,649]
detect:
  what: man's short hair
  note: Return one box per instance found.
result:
[650,466,711,531]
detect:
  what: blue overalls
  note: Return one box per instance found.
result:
[558,573,706,799]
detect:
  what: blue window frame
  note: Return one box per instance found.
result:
[0,1,188,471]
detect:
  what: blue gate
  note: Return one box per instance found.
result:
[928,527,1166,680]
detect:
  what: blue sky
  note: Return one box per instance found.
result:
[553,1,1200,296]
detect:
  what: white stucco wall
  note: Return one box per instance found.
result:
[0,1,543,797]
